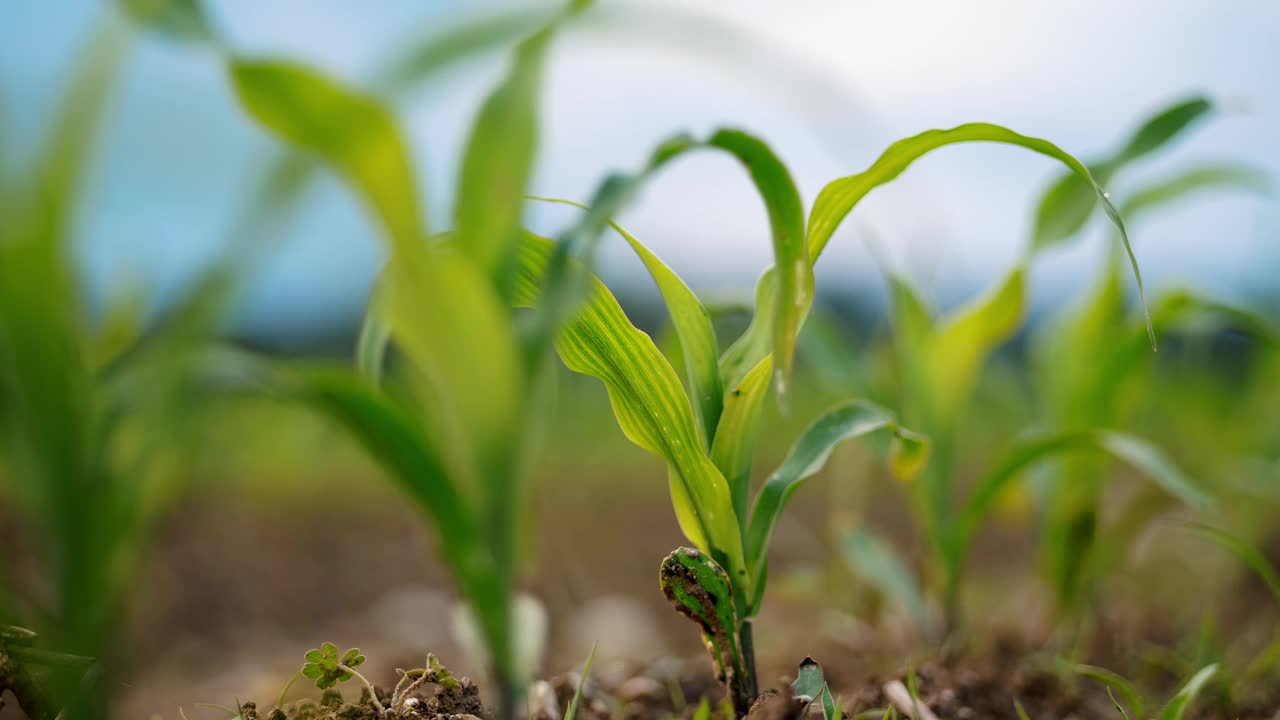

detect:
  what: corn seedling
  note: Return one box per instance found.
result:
[514,106,1174,707]
[1030,95,1273,619]
[875,99,1233,634]
[0,7,247,718]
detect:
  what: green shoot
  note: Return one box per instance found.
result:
[1158,664,1218,720]
[518,103,1152,703]
[1106,688,1132,720]
[227,5,593,719]
[563,643,597,720]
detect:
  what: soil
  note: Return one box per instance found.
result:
[2,474,1279,720]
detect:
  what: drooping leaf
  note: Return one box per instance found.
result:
[1032,96,1214,250]
[229,60,422,253]
[705,130,810,399]
[954,430,1207,567]
[1189,524,1280,609]
[1067,663,1145,720]
[744,400,927,613]
[808,123,1129,259]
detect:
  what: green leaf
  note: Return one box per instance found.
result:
[705,130,810,399]
[839,529,930,635]
[1032,96,1213,251]
[527,196,723,449]
[792,657,826,705]
[514,234,746,594]
[659,548,751,715]
[808,123,1125,258]
[455,2,591,294]
[522,133,805,536]
[744,400,927,614]
[1119,164,1269,222]
[1068,663,1145,720]
[0,12,130,654]
[229,60,422,254]
[692,698,712,720]
[231,58,523,494]
[792,658,840,720]
[1189,524,1280,609]
[954,430,1207,568]
[291,371,509,680]
[355,275,390,385]
[304,649,324,664]
[1158,664,1217,720]
[1116,96,1215,166]
[563,642,597,720]
[118,0,216,43]
[926,267,1027,427]
[711,357,773,524]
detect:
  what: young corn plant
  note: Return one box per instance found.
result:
[517,118,1170,709]
[227,4,596,719]
[0,6,251,718]
[1029,95,1273,620]
[873,99,1240,635]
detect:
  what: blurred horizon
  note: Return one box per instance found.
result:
[3,0,1276,348]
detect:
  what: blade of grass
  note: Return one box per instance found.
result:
[1188,524,1280,608]
[1158,664,1217,720]
[1068,663,1144,720]
[562,642,597,720]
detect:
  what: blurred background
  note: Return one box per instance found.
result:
[4,1,1277,347]
[1,2,1277,718]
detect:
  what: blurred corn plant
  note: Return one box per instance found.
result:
[0,6,251,719]
[516,118,1176,709]
[226,3,604,719]
[1029,95,1275,624]
[857,100,1246,636]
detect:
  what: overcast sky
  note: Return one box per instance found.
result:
[3,1,1277,340]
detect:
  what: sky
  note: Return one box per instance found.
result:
[2,1,1277,342]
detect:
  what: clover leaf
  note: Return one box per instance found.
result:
[302,643,366,690]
